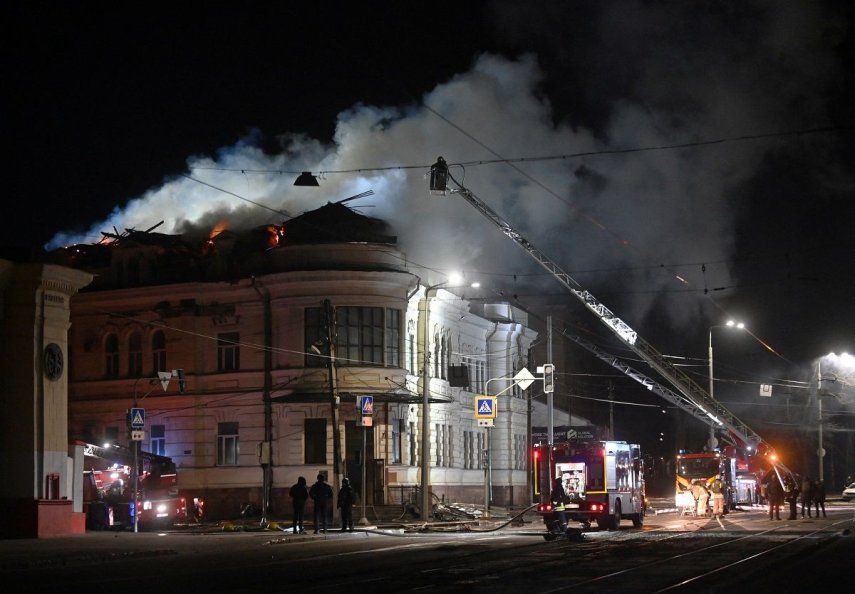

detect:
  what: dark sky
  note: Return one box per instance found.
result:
[7,2,855,455]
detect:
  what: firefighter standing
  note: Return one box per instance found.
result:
[766,476,784,520]
[711,477,725,517]
[691,481,709,517]
[550,478,568,530]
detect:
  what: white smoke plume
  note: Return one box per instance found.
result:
[48,3,847,332]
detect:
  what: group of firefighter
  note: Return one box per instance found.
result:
[687,477,727,517]
[763,475,827,520]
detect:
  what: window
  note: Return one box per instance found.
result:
[447,426,453,467]
[463,430,471,469]
[151,424,165,456]
[304,418,327,464]
[435,423,442,466]
[217,332,240,371]
[441,336,449,380]
[408,332,415,374]
[304,306,401,367]
[128,332,142,377]
[392,418,403,464]
[105,334,119,378]
[151,331,166,373]
[409,421,417,466]
[433,336,440,377]
[386,309,400,368]
[217,422,239,465]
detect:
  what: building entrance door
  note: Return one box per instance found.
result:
[345,421,375,503]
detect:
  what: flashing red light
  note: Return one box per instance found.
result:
[533,450,540,460]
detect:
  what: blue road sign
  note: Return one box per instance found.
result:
[475,396,497,419]
[358,395,374,416]
[130,407,145,429]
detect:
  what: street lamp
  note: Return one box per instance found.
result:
[708,321,744,447]
[420,272,478,520]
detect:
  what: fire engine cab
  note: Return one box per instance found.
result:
[535,437,645,536]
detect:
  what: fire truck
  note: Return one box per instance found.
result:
[675,450,736,511]
[81,442,187,530]
[534,438,646,536]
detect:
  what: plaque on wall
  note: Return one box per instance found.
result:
[44,343,64,381]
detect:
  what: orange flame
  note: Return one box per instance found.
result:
[209,220,229,240]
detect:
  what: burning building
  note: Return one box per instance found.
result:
[58,200,539,519]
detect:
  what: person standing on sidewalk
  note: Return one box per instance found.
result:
[813,479,827,518]
[289,476,309,534]
[338,477,356,532]
[766,476,784,520]
[309,473,333,534]
[800,476,813,518]
[786,476,800,520]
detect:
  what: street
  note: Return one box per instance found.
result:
[4,503,853,592]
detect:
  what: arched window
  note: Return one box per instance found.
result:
[441,335,449,380]
[128,332,142,377]
[152,331,166,373]
[433,333,440,378]
[105,334,119,378]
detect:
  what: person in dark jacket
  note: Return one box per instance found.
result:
[289,476,309,534]
[786,476,800,520]
[800,476,814,518]
[309,473,333,534]
[766,476,784,520]
[813,480,827,518]
[338,477,356,532]
[550,478,568,530]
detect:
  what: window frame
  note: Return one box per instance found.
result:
[217,422,239,466]
[217,332,240,372]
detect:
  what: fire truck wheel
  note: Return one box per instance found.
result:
[543,533,558,541]
[610,501,622,530]
[632,511,644,528]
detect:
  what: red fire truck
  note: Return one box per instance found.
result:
[81,442,187,530]
[534,437,646,538]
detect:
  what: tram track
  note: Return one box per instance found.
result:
[539,516,853,593]
[652,517,854,592]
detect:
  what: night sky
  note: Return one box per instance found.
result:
[7,2,854,467]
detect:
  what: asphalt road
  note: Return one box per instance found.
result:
[4,503,853,592]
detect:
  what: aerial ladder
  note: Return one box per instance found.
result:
[429,157,780,462]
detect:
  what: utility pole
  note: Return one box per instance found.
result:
[817,360,824,482]
[253,279,273,525]
[323,299,342,516]
[546,316,553,503]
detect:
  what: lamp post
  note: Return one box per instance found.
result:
[419,272,477,520]
[708,320,744,446]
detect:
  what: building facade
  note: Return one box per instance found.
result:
[63,204,539,519]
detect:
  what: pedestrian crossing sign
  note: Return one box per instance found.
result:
[129,407,145,429]
[474,396,497,419]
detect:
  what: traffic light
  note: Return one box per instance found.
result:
[176,368,186,393]
[543,363,554,393]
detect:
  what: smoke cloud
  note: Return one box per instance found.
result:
[48,1,849,333]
